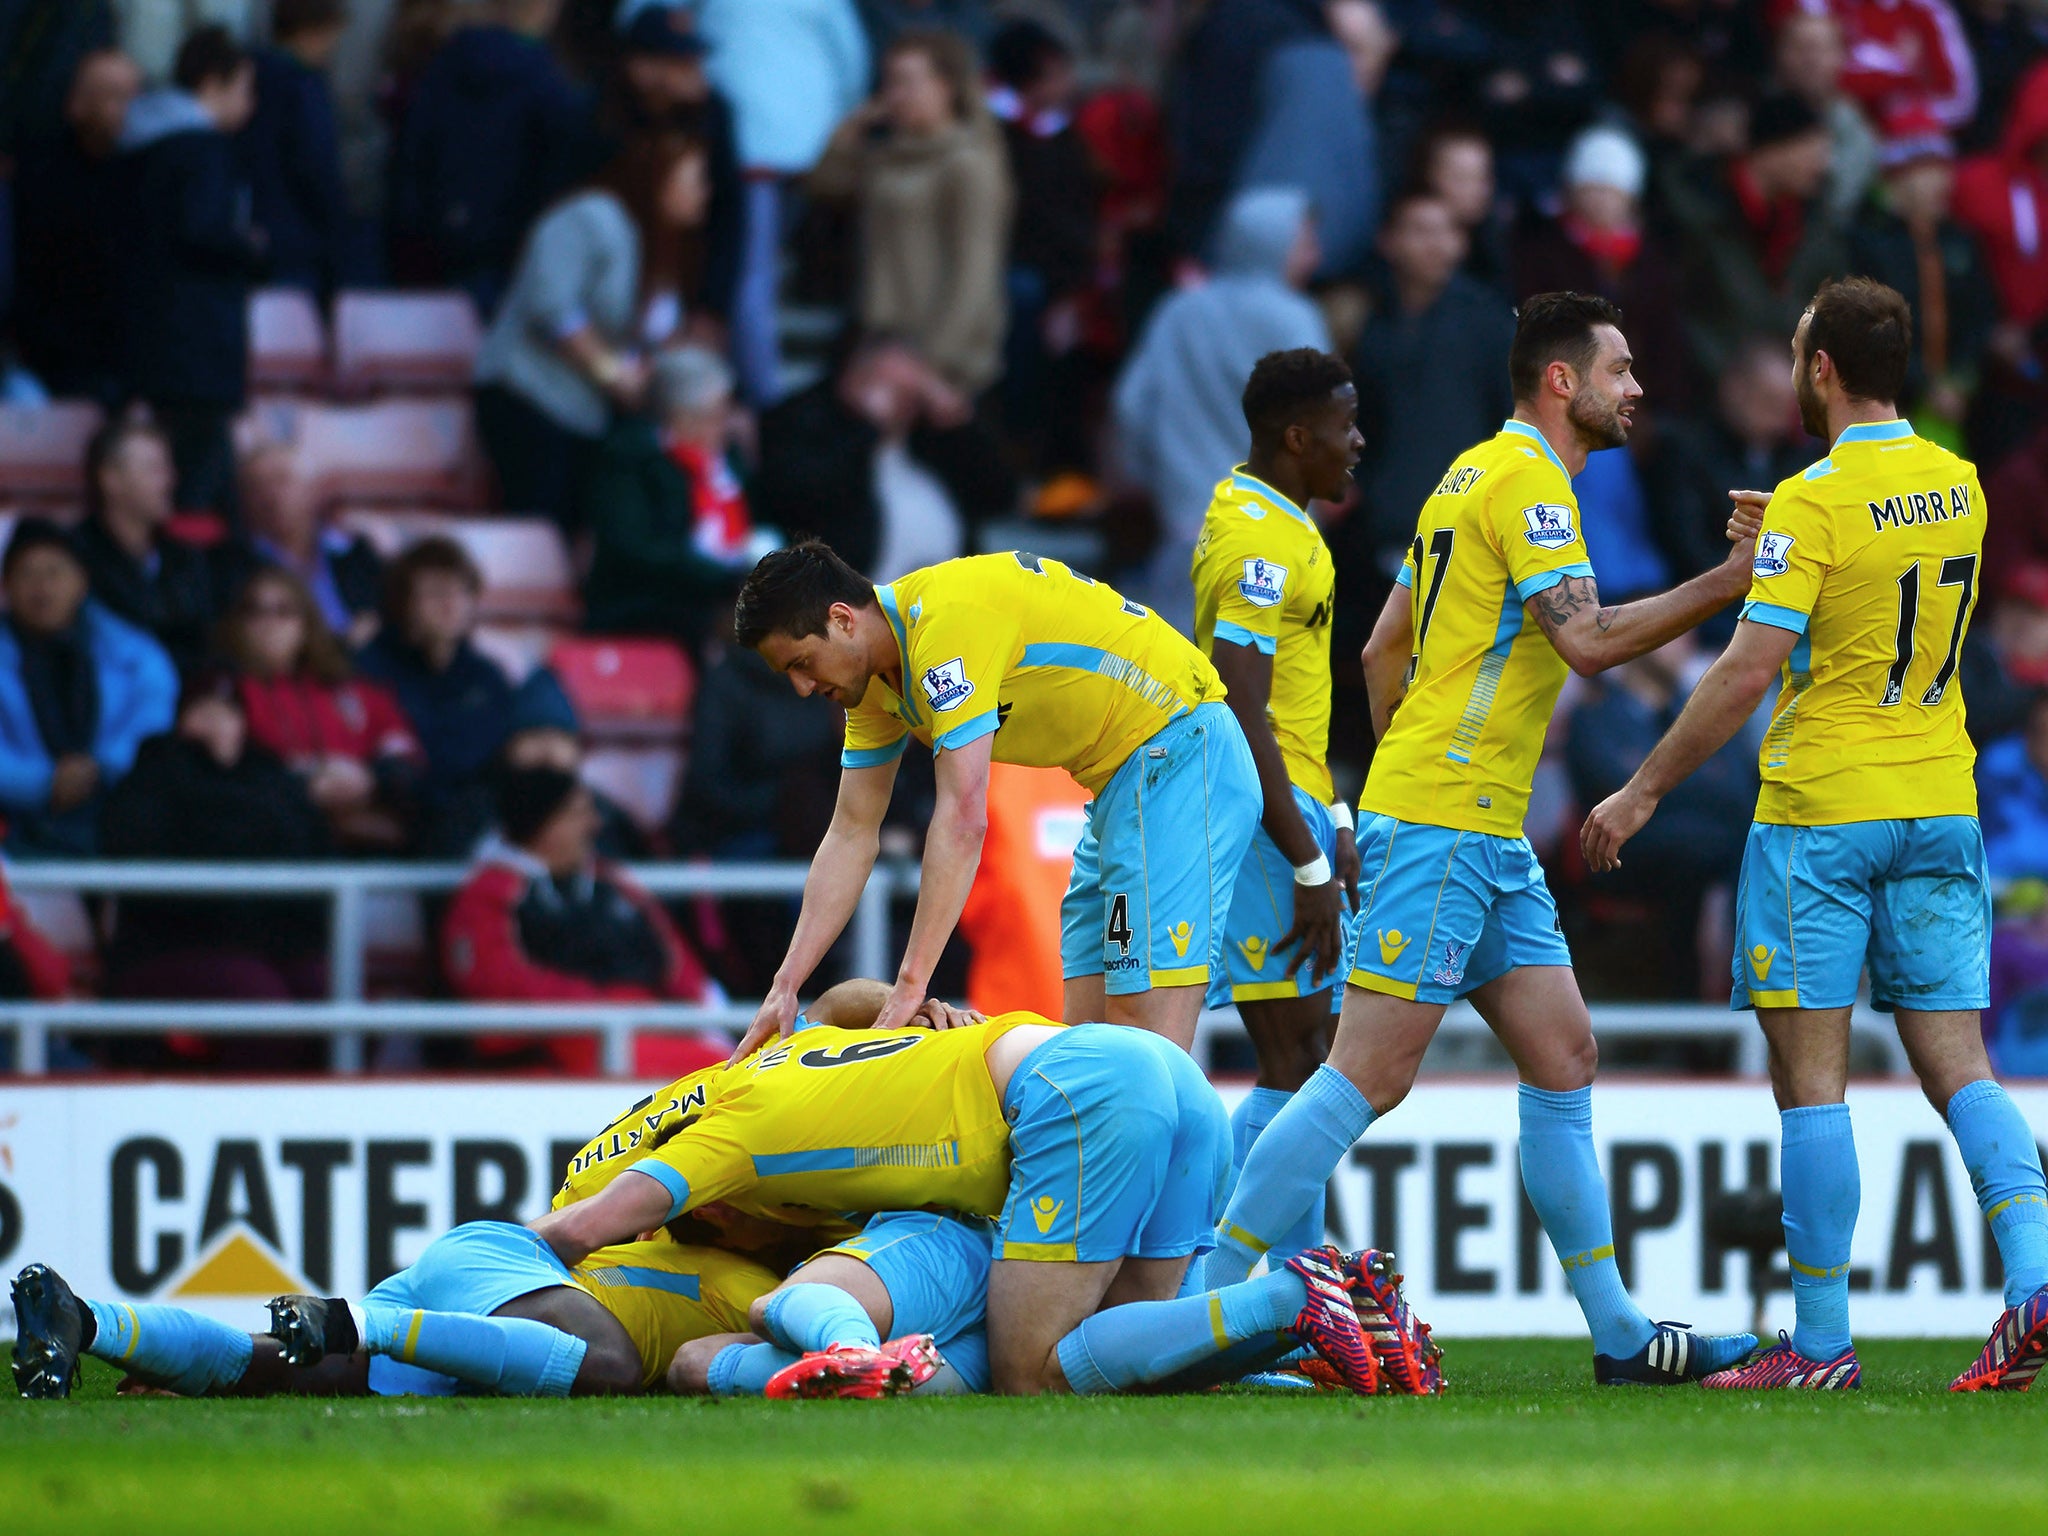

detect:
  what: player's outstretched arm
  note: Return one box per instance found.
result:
[1579,617,1796,872]
[730,759,900,1062]
[1529,493,1763,677]
[530,1169,676,1268]
[1211,638,1346,980]
[869,732,995,1033]
[1361,584,1413,742]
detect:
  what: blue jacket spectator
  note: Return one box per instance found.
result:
[387,1,592,317]
[238,0,352,299]
[1980,711,2048,882]
[0,519,176,858]
[119,28,265,516]
[10,47,139,403]
[354,535,573,811]
[1573,447,1669,604]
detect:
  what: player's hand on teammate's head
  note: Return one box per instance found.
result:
[1278,876,1347,985]
[870,979,930,1035]
[1725,489,1770,542]
[914,998,985,1031]
[730,989,801,1064]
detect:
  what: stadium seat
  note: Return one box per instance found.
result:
[550,637,695,741]
[0,400,103,508]
[582,744,685,833]
[332,291,483,396]
[16,890,97,989]
[335,509,578,624]
[247,288,329,393]
[293,399,485,508]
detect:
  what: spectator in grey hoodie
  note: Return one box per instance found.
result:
[1111,185,1330,631]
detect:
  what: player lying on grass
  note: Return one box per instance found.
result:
[11,1230,776,1401]
[533,1007,1436,1397]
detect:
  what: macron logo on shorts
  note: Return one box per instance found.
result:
[1522,504,1576,548]
[921,658,975,711]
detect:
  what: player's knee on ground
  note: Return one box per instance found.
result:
[572,1332,645,1396]
[667,1333,750,1395]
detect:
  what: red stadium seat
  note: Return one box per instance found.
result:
[332,291,483,395]
[0,401,103,508]
[247,288,329,393]
[550,637,695,741]
[582,744,685,833]
[294,399,484,508]
[334,509,578,624]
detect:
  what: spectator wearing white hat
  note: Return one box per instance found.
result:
[1512,124,1694,411]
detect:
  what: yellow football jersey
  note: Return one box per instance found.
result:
[840,553,1227,795]
[1363,421,1595,836]
[1741,419,1984,825]
[1191,469,1336,803]
[573,1238,780,1389]
[555,1063,729,1209]
[614,1012,1061,1228]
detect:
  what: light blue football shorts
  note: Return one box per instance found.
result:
[1345,815,1572,1003]
[1731,816,1990,1013]
[364,1221,580,1397]
[1060,700,1261,996]
[806,1209,994,1360]
[1209,785,1348,1009]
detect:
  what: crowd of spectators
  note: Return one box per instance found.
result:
[5,0,2048,1073]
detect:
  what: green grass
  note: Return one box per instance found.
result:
[3,1342,2043,1535]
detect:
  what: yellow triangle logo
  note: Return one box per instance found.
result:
[168,1229,308,1298]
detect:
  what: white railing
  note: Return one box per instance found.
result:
[0,861,1911,1078]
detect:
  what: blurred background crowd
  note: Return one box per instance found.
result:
[4,0,2048,1076]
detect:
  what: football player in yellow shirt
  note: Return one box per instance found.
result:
[725,540,1261,1056]
[1582,277,2048,1394]
[1202,292,1763,1387]
[1190,348,1362,1272]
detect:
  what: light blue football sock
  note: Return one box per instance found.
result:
[84,1300,253,1396]
[1519,1084,1656,1360]
[1232,1085,1326,1268]
[1779,1102,1859,1360]
[759,1283,881,1354]
[705,1341,799,1397]
[359,1302,585,1397]
[1149,1332,1299,1394]
[1207,1066,1374,1287]
[1053,1270,1309,1394]
[1946,1079,2048,1307]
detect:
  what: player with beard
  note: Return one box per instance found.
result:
[1582,277,2048,1392]
[1203,292,1763,1386]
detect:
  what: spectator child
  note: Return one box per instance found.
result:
[0,518,176,858]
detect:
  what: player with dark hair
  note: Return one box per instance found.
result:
[1187,348,1362,1272]
[1202,292,1763,1386]
[1583,276,2048,1392]
[728,539,1260,1056]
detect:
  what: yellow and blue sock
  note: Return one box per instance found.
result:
[1054,1269,1308,1394]
[1779,1102,1858,1360]
[1519,1084,1656,1360]
[1946,1078,2048,1307]
[759,1283,881,1354]
[1230,1086,1325,1270]
[1206,1066,1374,1289]
[706,1341,800,1396]
[358,1302,584,1397]
[83,1300,252,1396]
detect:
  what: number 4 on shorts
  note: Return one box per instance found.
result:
[1107,892,1134,956]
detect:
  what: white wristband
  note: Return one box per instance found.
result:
[1329,801,1354,832]
[1293,853,1333,887]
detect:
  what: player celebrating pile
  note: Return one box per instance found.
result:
[1205,292,1760,1384]
[727,541,1260,1054]
[1581,277,2048,1392]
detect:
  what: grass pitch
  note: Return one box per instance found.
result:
[2,1340,2042,1535]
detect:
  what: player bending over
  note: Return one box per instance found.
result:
[1191,347,1364,1273]
[1581,277,2048,1392]
[1205,291,1762,1384]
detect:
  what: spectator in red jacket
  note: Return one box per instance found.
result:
[1772,0,1978,130]
[220,566,424,852]
[0,852,70,1002]
[442,764,719,1075]
[1955,58,2048,330]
